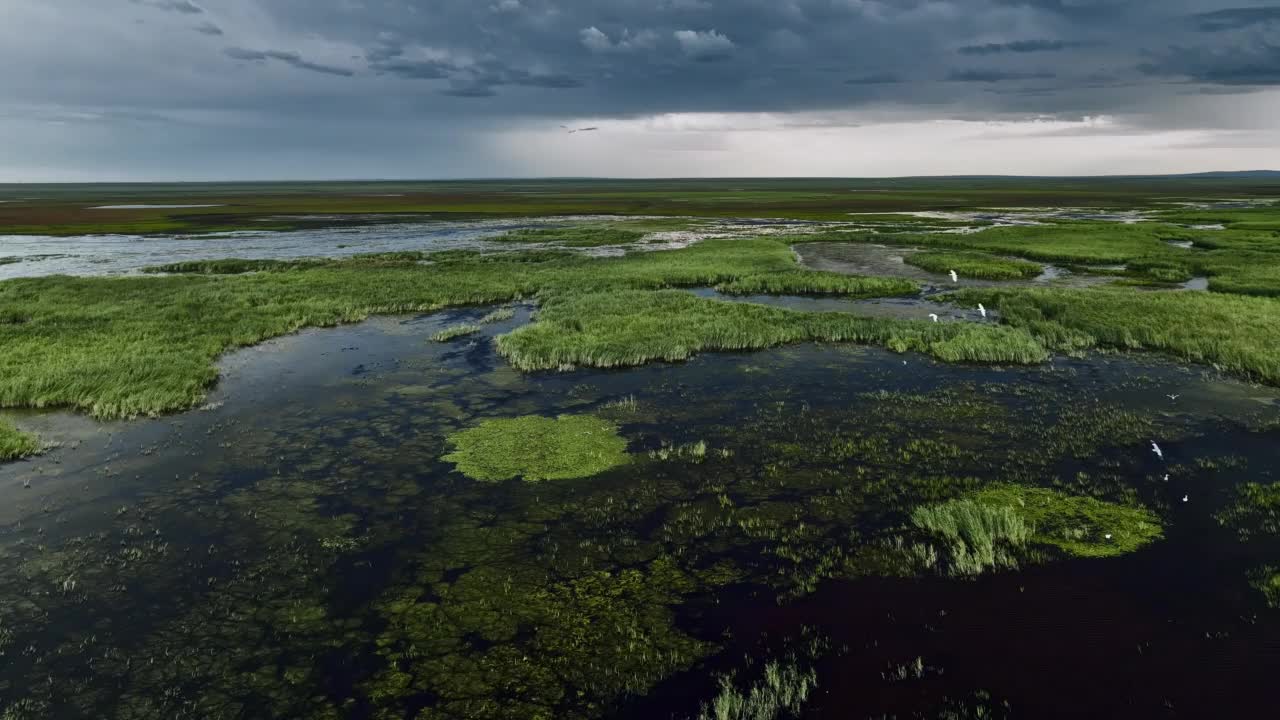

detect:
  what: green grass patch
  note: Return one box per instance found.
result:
[496,290,1049,372]
[441,414,629,482]
[0,418,39,461]
[957,287,1280,383]
[912,484,1162,575]
[904,251,1044,280]
[477,307,516,324]
[970,484,1162,558]
[431,324,482,342]
[715,270,918,297]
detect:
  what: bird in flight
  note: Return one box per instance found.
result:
[560,125,599,134]
[928,313,939,322]
[1167,394,1180,401]
[949,270,959,283]
[1150,441,1163,460]
[977,303,987,318]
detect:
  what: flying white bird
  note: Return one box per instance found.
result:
[1167,394,1180,401]
[1151,441,1163,460]
[978,303,987,318]
[949,270,959,283]
[929,313,939,322]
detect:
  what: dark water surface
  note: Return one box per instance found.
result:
[1,308,1278,719]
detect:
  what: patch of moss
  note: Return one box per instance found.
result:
[442,414,630,482]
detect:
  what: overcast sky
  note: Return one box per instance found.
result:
[3,0,1280,180]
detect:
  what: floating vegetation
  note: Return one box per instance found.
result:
[478,307,517,324]
[905,251,1043,280]
[1216,483,1280,540]
[0,417,38,461]
[649,440,732,461]
[442,413,630,482]
[715,270,918,297]
[1249,566,1280,609]
[431,323,482,342]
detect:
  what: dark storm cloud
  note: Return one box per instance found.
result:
[1191,7,1280,32]
[948,69,1058,82]
[223,48,355,78]
[7,0,1280,178]
[131,0,202,14]
[1140,43,1280,85]
[958,40,1091,55]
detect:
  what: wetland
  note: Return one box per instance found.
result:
[1,178,1279,719]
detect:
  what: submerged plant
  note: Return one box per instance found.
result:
[442,414,630,482]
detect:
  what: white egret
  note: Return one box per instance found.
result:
[1162,474,1170,482]
[1104,534,1112,540]
[929,313,939,322]
[1182,494,1189,503]
[1151,441,1163,460]
[1167,394,1180,401]
[978,303,987,318]
[949,270,958,283]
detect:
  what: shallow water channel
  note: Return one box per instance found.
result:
[1,307,1278,719]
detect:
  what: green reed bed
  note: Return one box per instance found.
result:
[496,290,1049,372]
[903,251,1044,280]
[715,270,918,297]
[956,287,1280,383]
[0,418,39,461]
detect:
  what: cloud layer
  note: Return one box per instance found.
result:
[3,0,1280,179]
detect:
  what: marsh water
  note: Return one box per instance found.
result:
[0,217,829,280]
[2,304,1278,719]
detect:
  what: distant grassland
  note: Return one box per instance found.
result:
[4,176,1280,235]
